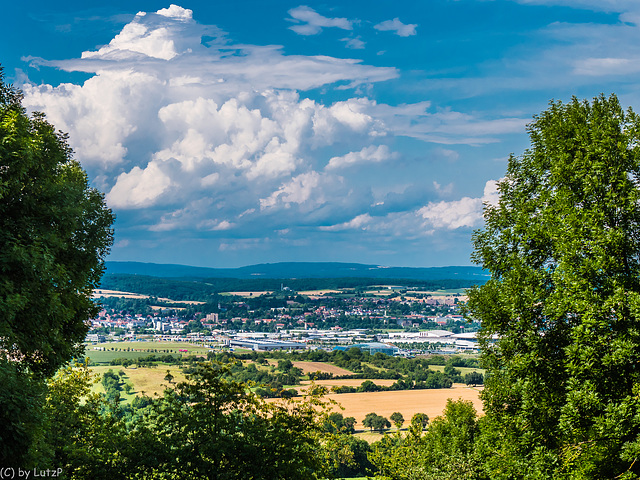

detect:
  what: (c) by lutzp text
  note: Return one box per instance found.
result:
[0,468,63,479]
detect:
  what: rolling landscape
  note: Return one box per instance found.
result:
[86,260,486,456]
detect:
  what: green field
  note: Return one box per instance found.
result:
[90,364,187,399]
[85,340,214,364]
[427,365,485,375]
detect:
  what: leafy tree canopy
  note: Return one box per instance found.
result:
[0,68,114,377]
[467,94,640,478]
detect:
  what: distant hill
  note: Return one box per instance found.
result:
[105,261,489,282]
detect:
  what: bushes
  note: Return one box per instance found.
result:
[43,362,328,479]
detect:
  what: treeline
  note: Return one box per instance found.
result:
[99,273,476,301]
[205,349,483,394]
[108,353,200,367]
[330,373,452,392]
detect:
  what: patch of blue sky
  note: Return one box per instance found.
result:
[0,0,637,268]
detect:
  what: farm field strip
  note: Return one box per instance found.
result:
[427,365,485,375]
[220,291,273,297]
[91,340,212,353]
[296,289,343,295]
[299,379,398,388]
[292,361,353,376]
[92,289,204,304]
[86,341,212,363]
[326,385,483,426]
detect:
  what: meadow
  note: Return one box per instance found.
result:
[89,364,188,399]
[85,340,213,364]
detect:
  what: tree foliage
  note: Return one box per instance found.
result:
[0,68,114,377]
[390,412,405,429]
[33,362,329,479]
[370,400,481,480]
[466,94,640,478]
[363,412,391,432]
[0,67,114,465]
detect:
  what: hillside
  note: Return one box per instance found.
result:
[105,261,489,282]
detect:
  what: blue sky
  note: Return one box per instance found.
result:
[1,1,637,268]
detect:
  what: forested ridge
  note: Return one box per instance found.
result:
[100,273,477,300]
[105,260,489,281]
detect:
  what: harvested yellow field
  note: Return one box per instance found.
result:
[93,289,149,299]
[118,365,186,397]
[222,291,273,297]
[292,361,353,376]
[300,379,398,388]
[89,365,186,399]
[363,290,395,296]
[93,289,204,304]
[323,385,483,426]
[297,289,343,295]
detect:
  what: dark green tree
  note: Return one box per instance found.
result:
[0,69,114,377]
[463,371,484,386]
[371,415,391,433]
[145,362,328,479]
[0,68,114,465]
[322,434,373,478]
[363,412,379,432]
[467,94,640,478]
[363,413,391,433]
[370,400,481,480]
[390,412,405,429]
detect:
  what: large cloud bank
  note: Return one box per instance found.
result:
[21,5,518,264]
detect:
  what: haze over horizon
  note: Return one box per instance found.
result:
[1,1,637,268]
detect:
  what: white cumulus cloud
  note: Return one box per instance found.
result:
[287,6,353,35]
[417,179,500,230]
[107,162,172,208]
[17,4,525,255]
[326,145,396,170]
[374,18,417,37]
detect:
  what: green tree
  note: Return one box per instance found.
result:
[372,415,391,433]
[363,412,379,432]
[390,412,405,429]
[467,94,640,478]
[145,362,328,479]
[343,416,356,434]
[363,413,390,433]
[277,358,293,372]
[358,380,381,392]
[370,400,481,480]
[323,412,355,433]
[0,68,114,465]
[322,434,373,478]
[409,413,429,436]
[464,371,483,386]
[0,360,47,466]
[0,70,114,377]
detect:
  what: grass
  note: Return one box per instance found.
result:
[89,364,187,400]
[85,340,213,364]
[361,362,388,372]
[427,365,485,375]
